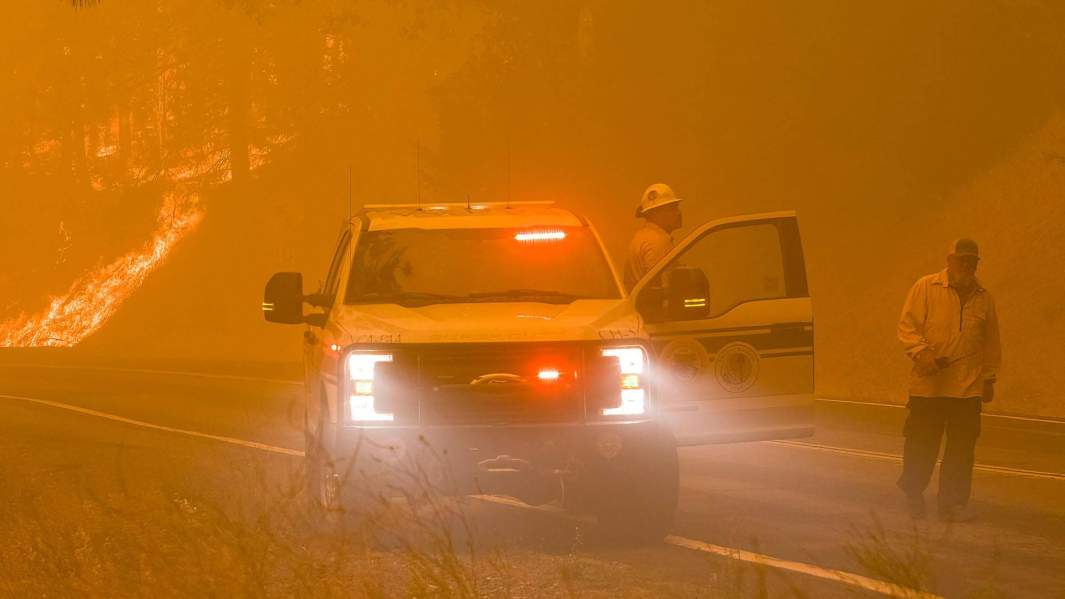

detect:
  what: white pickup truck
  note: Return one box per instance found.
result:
[263,201,813,541]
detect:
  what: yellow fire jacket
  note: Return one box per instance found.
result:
[623,221,674,292]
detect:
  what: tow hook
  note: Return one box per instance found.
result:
[477,455,563,506]
[477,455,531,473]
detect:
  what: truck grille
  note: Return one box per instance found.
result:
[407,343,587,425]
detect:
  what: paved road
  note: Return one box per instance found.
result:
[2,361,1063,598]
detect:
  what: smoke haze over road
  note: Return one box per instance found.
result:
[2,0,1064,416]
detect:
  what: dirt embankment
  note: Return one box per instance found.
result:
[812,114,1065,418]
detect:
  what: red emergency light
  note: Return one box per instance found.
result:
[537,368,562,383]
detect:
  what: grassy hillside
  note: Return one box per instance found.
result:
[813,114,1065,417]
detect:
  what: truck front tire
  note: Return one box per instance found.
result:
[304,404,348,525]
[587,427,679,544]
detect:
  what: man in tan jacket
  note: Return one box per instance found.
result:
[896,238,1001,521]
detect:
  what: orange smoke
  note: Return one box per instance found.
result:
[0,192,204,347]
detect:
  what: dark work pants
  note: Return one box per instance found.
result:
[897,396,982,508]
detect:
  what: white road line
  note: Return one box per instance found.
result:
[8,364,1064,427]
[0,393,305,457]
[469,494,940,599]
[816,398,1065,426]
[7,368,1062,483]
[0,387,1037,596]
[4,392,936,598]
[1,363,303,387]
[770,440,1065,482]
[665,536,941,599]
[0,392,967,597]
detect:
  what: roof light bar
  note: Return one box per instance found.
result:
[364,201,556,209]
[515,230,567,243]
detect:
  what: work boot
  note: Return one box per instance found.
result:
[939,503,977,523]
[904,492,927,520]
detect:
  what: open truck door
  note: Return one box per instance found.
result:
[631,211,814,446]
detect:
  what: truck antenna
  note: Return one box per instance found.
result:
[504,51,514,210]
[466,193,471,212]
[416,141,422,211]
[346,165,352,224]
[506,133,512,209]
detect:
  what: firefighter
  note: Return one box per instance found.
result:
[623,183,684,291]
[896,238,1001,521]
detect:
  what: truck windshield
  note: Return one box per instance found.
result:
[345,227,621,306]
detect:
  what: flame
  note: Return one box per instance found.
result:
[1,132,278,348]
[0,191,204,347]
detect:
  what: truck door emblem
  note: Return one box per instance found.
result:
[714,342,760,393]
[660,338,709,382]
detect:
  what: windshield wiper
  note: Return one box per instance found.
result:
[468,289,581,304]
[351,291,467,306]
[353,289,584,306]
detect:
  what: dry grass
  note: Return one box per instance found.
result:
[1,430,1022,599]
[0,438,743,598]
[6,431,1015,599]
[844,514,1008,599]
[844,516,936,595]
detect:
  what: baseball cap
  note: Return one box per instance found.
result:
[949,238,980,259]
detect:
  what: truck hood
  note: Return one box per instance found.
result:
[330,300,642,345]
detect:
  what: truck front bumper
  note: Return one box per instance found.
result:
[331,420,668,504]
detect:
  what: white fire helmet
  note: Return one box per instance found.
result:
[636,183,683,217]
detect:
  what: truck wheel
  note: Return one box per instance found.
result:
[590,428,679,544]
[304,407,346,525]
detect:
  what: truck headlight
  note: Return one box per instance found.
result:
[600,346,647,416]
[346,352,394,422]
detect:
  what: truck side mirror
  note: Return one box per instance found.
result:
[666,266,711,321]
[263,272,305,324]
[635,285,668,324]
[304,293,334,309]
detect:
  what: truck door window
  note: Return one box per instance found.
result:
[664,222,787,321]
